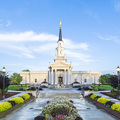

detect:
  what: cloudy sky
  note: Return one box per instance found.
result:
[0,0,120,75]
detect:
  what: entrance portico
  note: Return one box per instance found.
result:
[48,67,72,85]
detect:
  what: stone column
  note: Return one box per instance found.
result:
[51,68,53,85]
[67,69,69,84]
[48,70,50,84]
[64,69,66,85]
[70,69,72,84]
[55,69,57,84]
[81,75,82,85]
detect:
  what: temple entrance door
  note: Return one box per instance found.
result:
[58,77,63,85]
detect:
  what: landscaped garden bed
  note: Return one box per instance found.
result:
[101,91,120,100]
[85,93,120,119]
[35,96,83,120]
[0,93,35,118]
[0,92,20,100]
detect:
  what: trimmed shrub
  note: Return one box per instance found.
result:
[90,94,99,100]
[28,93,32,96]
[94,96,101,101]
[111,104,120,112]
[8,101,16,107]
[0,102,12,112]
[105,101,115,108]
[34,115,45,120]
[9,97,24,104]
[97,97,109,104]
[21,93,30,100]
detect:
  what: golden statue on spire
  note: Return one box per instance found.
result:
[59,21,62,28]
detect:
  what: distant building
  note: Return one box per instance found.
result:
[20,23,101,85]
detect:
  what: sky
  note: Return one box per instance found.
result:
[0,0,120,75]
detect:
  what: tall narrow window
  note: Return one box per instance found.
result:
[35,79,37,82]
[84,79,87,83]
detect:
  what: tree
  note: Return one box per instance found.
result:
[22,69,30,72]
[99,74,112,85]
[10,73,22,85]
[109,75,119,89]
[0,71,2,75]
[0,76,10,96]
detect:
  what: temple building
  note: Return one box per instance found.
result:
[20,22,101,85]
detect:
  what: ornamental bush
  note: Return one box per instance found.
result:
[97,97,109,104]
[9,97,24,104]
[21,93,30,100]
[90,94,99,100]
[111,104,120,112]
[40,96,82,120]
[0,102,12,112]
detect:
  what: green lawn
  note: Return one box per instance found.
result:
[91,85,114,90]
[8,85,29,90]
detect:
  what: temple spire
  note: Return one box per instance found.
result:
[58,21,62,41]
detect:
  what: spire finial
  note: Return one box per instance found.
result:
[59,21,62,28]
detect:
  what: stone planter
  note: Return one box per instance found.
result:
[82,90,94,97]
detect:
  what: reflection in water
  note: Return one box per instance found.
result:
[81,98,85,103]
[36,98,39,103]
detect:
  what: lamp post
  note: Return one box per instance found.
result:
[116,66,120,99]
[6,72,9,94]
[113,72,115,75]
[2,67,6,99]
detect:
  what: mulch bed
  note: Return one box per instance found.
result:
[86,96,120,119]
[0,92,20,100]
[0,96,35,118]
[101,92,120,100]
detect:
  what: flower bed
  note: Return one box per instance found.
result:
[86,93,120,119]
[35,96,83,120]
[101,92,120,100]
[0,93,35,118]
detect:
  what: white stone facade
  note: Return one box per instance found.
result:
[20,25,101,85]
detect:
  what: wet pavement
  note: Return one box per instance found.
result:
[1,88,117,120]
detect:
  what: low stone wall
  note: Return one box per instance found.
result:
[82,90,94,97]
[38,93,82,98]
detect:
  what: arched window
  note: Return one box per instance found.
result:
[84,79,87,83]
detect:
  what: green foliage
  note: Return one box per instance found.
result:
[91,85,114,91]
[0,102,12,112]
[9,97,24,104]
[97,97,109,104]
[109,75,119,89]
[0,71,2,76]
[90,94,99,99]
[21,93,30,100]
[111,104,120,112]
[22,69,30,72]
[10,73,22,85]
[99,74,112,85]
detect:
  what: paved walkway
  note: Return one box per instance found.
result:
[0,89,119,120]
[0,90,27,103]
[1,97,117,120]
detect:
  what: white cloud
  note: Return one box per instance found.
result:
[6,20,12,27]
[98,34,120,43]
[0,31,93,62]
[0,31,57,42]
[65,50,94,62]
[85,10,101,23]
[114,0,120,11]
[0,20,12,27]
